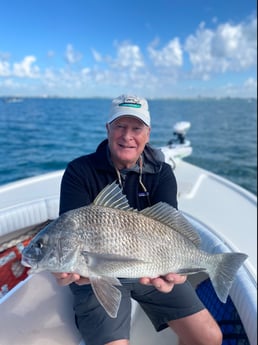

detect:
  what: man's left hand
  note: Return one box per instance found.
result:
[139,273,187,293]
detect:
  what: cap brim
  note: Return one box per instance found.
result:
[108,109,150,126]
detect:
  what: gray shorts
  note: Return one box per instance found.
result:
[71,280,204,345]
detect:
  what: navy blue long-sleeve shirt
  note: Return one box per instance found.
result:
[59,139,178,214]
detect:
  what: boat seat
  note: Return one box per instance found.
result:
[0,197,59,241]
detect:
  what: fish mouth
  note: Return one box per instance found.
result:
[21,256,37,268]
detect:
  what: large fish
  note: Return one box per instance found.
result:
[22,182,247,318]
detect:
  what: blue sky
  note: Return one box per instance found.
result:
[0,0,257,98]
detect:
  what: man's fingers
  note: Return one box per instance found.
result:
[139,273,187,293]
[52,272,81,286]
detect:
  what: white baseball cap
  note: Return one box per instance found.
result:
[107,94,151,127]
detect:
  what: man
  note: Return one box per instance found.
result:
[53,94,222,345]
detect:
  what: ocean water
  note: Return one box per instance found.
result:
[0,97,257,195]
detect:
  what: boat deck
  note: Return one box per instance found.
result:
[0,157,256,345]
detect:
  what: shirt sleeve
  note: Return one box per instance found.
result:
[59,161,92,214]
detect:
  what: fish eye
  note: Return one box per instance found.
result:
[35,240,44,249]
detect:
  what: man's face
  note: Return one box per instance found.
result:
[106,116,150,169]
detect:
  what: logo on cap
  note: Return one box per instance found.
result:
[119,96,142,108]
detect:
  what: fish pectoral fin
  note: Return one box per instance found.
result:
[89,275,122,318]
[82,251,144,274]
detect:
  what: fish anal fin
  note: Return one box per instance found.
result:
[175,267,206,275]
[90,275,122,318]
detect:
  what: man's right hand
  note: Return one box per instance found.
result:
[52,272,90,286]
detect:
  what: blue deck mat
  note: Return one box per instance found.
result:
[196,279,250,345]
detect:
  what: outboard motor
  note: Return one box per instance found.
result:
[168,121,191,146]
[173,121,191,144]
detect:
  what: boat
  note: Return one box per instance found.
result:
[2,97,24,103]
[0,121,256,345]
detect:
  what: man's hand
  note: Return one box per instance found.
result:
[139,273,187,293]
[52,272,90,286]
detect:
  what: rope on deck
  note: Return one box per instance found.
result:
[0,220,52,298]
[0,220,52,252]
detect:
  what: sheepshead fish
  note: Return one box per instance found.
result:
[22,182,247,318]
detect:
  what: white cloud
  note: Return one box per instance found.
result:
[81,67,91,76]
[13,56,40,78]
[185,17,257,79]
[148,37,183,67]
[91,48,102,62]
[1,78,16,87]
[65,44,83,64]
[44,68,56,81]
[112,42,145,71]
[0,16,256,98]
[0,78,32,93]
[219,79,257,98]
[243,77,257,89]
[0,61,10,76]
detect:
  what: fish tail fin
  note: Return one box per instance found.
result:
[207,252,248,303]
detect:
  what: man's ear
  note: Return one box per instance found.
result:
[147,126,151,139]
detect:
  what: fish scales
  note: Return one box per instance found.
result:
[72,204,198,276]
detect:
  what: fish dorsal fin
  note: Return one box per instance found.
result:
[140,202,201,247]
[93,182,135,211]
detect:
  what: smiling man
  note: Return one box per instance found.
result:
[53,94,222,345]
[106,96,151,169]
